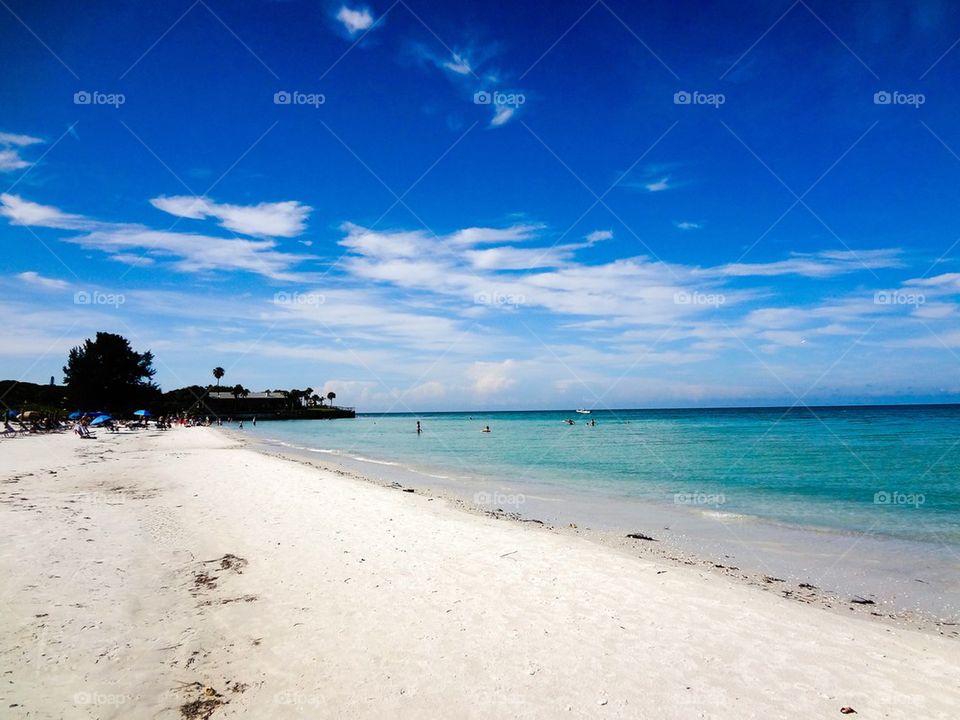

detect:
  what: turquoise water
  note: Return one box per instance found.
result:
[251,406,960,546]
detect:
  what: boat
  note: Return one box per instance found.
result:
[575,409,591,414]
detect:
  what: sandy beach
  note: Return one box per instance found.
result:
[1,427,958,719]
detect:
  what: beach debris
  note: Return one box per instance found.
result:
[850,596,875,605]
[799,583,817,589]
[178,683,226,719]
[762,575,785,583]
[500,550,518,558]
[626,532,657,541]
[598,698,608,706]
[402,488,415,493]
[840,707,857,714]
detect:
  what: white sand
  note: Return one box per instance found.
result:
[1,427,957,719]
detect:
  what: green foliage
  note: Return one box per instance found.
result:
[63,332,160,412]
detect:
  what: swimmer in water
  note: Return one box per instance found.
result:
[416,420,422,435]
[482,425,491,433]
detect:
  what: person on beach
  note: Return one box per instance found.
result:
[239,421,244,429]
[252,417,257,427]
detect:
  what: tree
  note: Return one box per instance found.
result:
[326,391,336,406]
[213,367,225,387]
[63,332,159,412]
[231,384,249,399]
[311,393,320,407]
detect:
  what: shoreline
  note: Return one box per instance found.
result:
[240,430,960,628]
[2,427,958,718]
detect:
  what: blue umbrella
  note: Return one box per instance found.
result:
[6,410,18,418]
[89,415,112,426]
[82,411,104,418]
[68,411,81,419]
[133,409,152,417]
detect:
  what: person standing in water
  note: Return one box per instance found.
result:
[416,421,421,435]
[239,420,244,429]
[482,425,491,433]
[252,416,257,427]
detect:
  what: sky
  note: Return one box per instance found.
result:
[1,0,959,411]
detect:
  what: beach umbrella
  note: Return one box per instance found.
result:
[89,415,112,426]
[68,411,81,419]
[21,411,37,420]
[82,411,105,418]
[133,409,152,417]
[6,410,18,418]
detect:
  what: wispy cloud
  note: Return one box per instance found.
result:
[0,131,44,172]
[16,271,69,289]
[0,194,315,280]
[150,195,312,237]
[644,176,671,192]
[675,221,702,230]
[712,249,902,278]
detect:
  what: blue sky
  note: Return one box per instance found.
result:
[1,0,959,410]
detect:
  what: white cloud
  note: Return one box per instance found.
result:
[0,194,92,229]
[0,131,43,172]
[585,230,613,243]
[644,176,671,192]
[150,195,312,237]
[16,271,69,289]
[675,221,701,230]
[0,132,43,147]
[443,52,473,75]
[469,359,517,395]
[712,249,902,278]
[336,5,375,35]
[0,195,314,280]
[490,105,515,127]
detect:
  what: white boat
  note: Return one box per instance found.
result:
[575,408,591,414]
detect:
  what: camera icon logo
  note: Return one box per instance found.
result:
[274,91,292,105]
[674,90,692,105]
[473,90,492,105]
[873,91,892,105]
[74,91,92,105]
[73,290,91,304]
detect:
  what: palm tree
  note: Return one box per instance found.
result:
[326,391,336,407]
[213,367,225,388]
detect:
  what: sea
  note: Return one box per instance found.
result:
[241,405,960,619]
